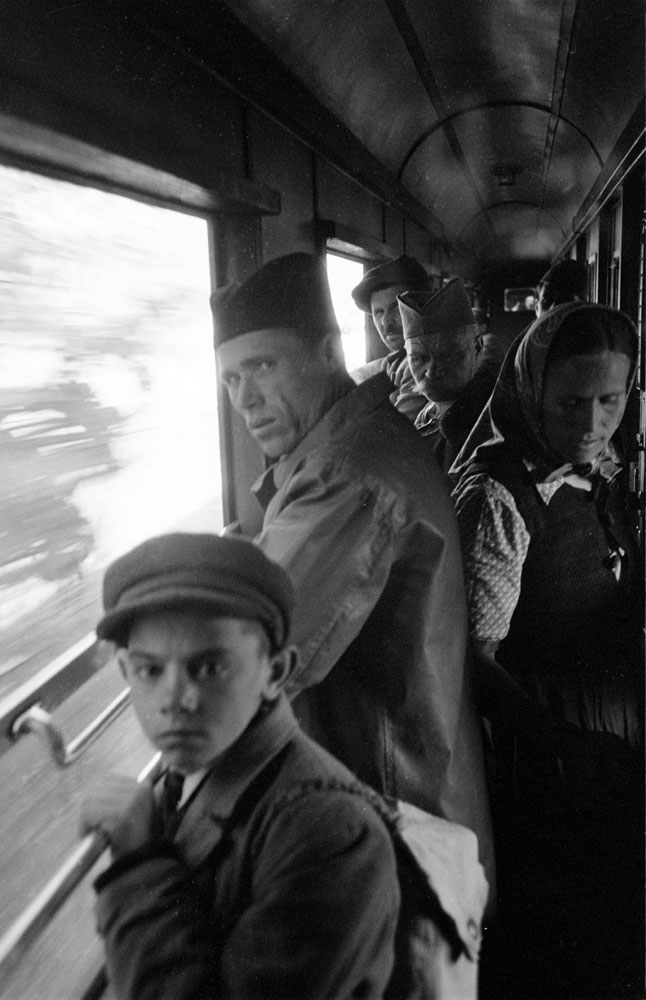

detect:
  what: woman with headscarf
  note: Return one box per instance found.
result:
[451,302,644,999]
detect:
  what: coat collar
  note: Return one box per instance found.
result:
[172,694,299,867]
[252,374,393,503]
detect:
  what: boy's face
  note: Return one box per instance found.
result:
[119,608,284,774]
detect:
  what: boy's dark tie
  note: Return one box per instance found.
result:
[162,770,185,837]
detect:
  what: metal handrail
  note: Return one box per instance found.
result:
[0,633,104,759]
[11,688,132,766]
[0,752,162,990]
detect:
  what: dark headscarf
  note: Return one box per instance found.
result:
[450,301,638,483]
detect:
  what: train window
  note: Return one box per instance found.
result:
[608,198,622,308]
[326,253,367,370]
[504,287,537,312]
[0,166,220,699]
[587,253,599,302]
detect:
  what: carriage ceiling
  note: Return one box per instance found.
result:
[186,0,644,273]
[1,0,641,276]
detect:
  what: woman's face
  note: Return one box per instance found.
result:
[541,350,631,465]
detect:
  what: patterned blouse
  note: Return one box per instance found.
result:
[453,459,615,644]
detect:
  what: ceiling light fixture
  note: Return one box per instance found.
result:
[491,162,524,187]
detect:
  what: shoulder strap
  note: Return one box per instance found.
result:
[212,760,474,985]
[267,780,467,963]
[223,742,294,835]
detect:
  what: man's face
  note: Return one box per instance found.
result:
[541,350,630,465]
[119,609,280,774]
[217,328,331,459]
[370,284,410,352]
[406,327,479,403]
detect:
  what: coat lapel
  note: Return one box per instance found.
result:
[174,787,227,868]
[170,695,299,869]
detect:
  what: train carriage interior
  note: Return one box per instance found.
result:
[0,1,644,997]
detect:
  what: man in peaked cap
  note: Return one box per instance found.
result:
[352,254,432,354]
[213,252,495,903]
[399,277,500,472]
[350,253,433,421]
[80,532,399,999]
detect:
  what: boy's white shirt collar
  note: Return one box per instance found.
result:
[176,769,208,808]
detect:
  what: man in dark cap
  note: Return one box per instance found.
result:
[399,278,500,472]
[350,253,433,421]
[212,252,495,899]
[535,257,587,317]
[80,532,399,1000]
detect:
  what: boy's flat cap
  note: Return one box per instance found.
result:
[97,532,294,649]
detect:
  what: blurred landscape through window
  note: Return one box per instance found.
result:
[0,167,220,697]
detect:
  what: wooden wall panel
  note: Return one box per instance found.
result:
[248,109,317,260]
[405,221,431,263]
[384,207,405,255]
[0,1,248,187]
[315,159,383,241]
[619,164,644,322]
[211,215,266,535]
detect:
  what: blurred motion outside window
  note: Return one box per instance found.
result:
[0,167,220,697]
[326,253,367,370]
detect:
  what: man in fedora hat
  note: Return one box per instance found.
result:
[399,277,500,471]
[350,253,432,421]
[80,532,399,1000]
[212,252,495,896]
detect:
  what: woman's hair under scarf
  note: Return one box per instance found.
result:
[449,300,638,483]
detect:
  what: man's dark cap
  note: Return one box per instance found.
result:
[211,253,340,348]
[398,277,477,340]
[97,533,294,650]
[351,254,432,312]
[538,258,587,299]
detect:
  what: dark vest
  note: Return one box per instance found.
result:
[473,452,643,738]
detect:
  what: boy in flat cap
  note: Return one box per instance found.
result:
[80,533,399,1000]
[212,253,495,899]
[399,277,500,472]
[350,253,432,421]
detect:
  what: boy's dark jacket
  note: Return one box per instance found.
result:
[94,695,399,1000]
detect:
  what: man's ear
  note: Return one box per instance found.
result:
[319,331,345,371]
[474,335,484,357]
[264,645,299,700]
